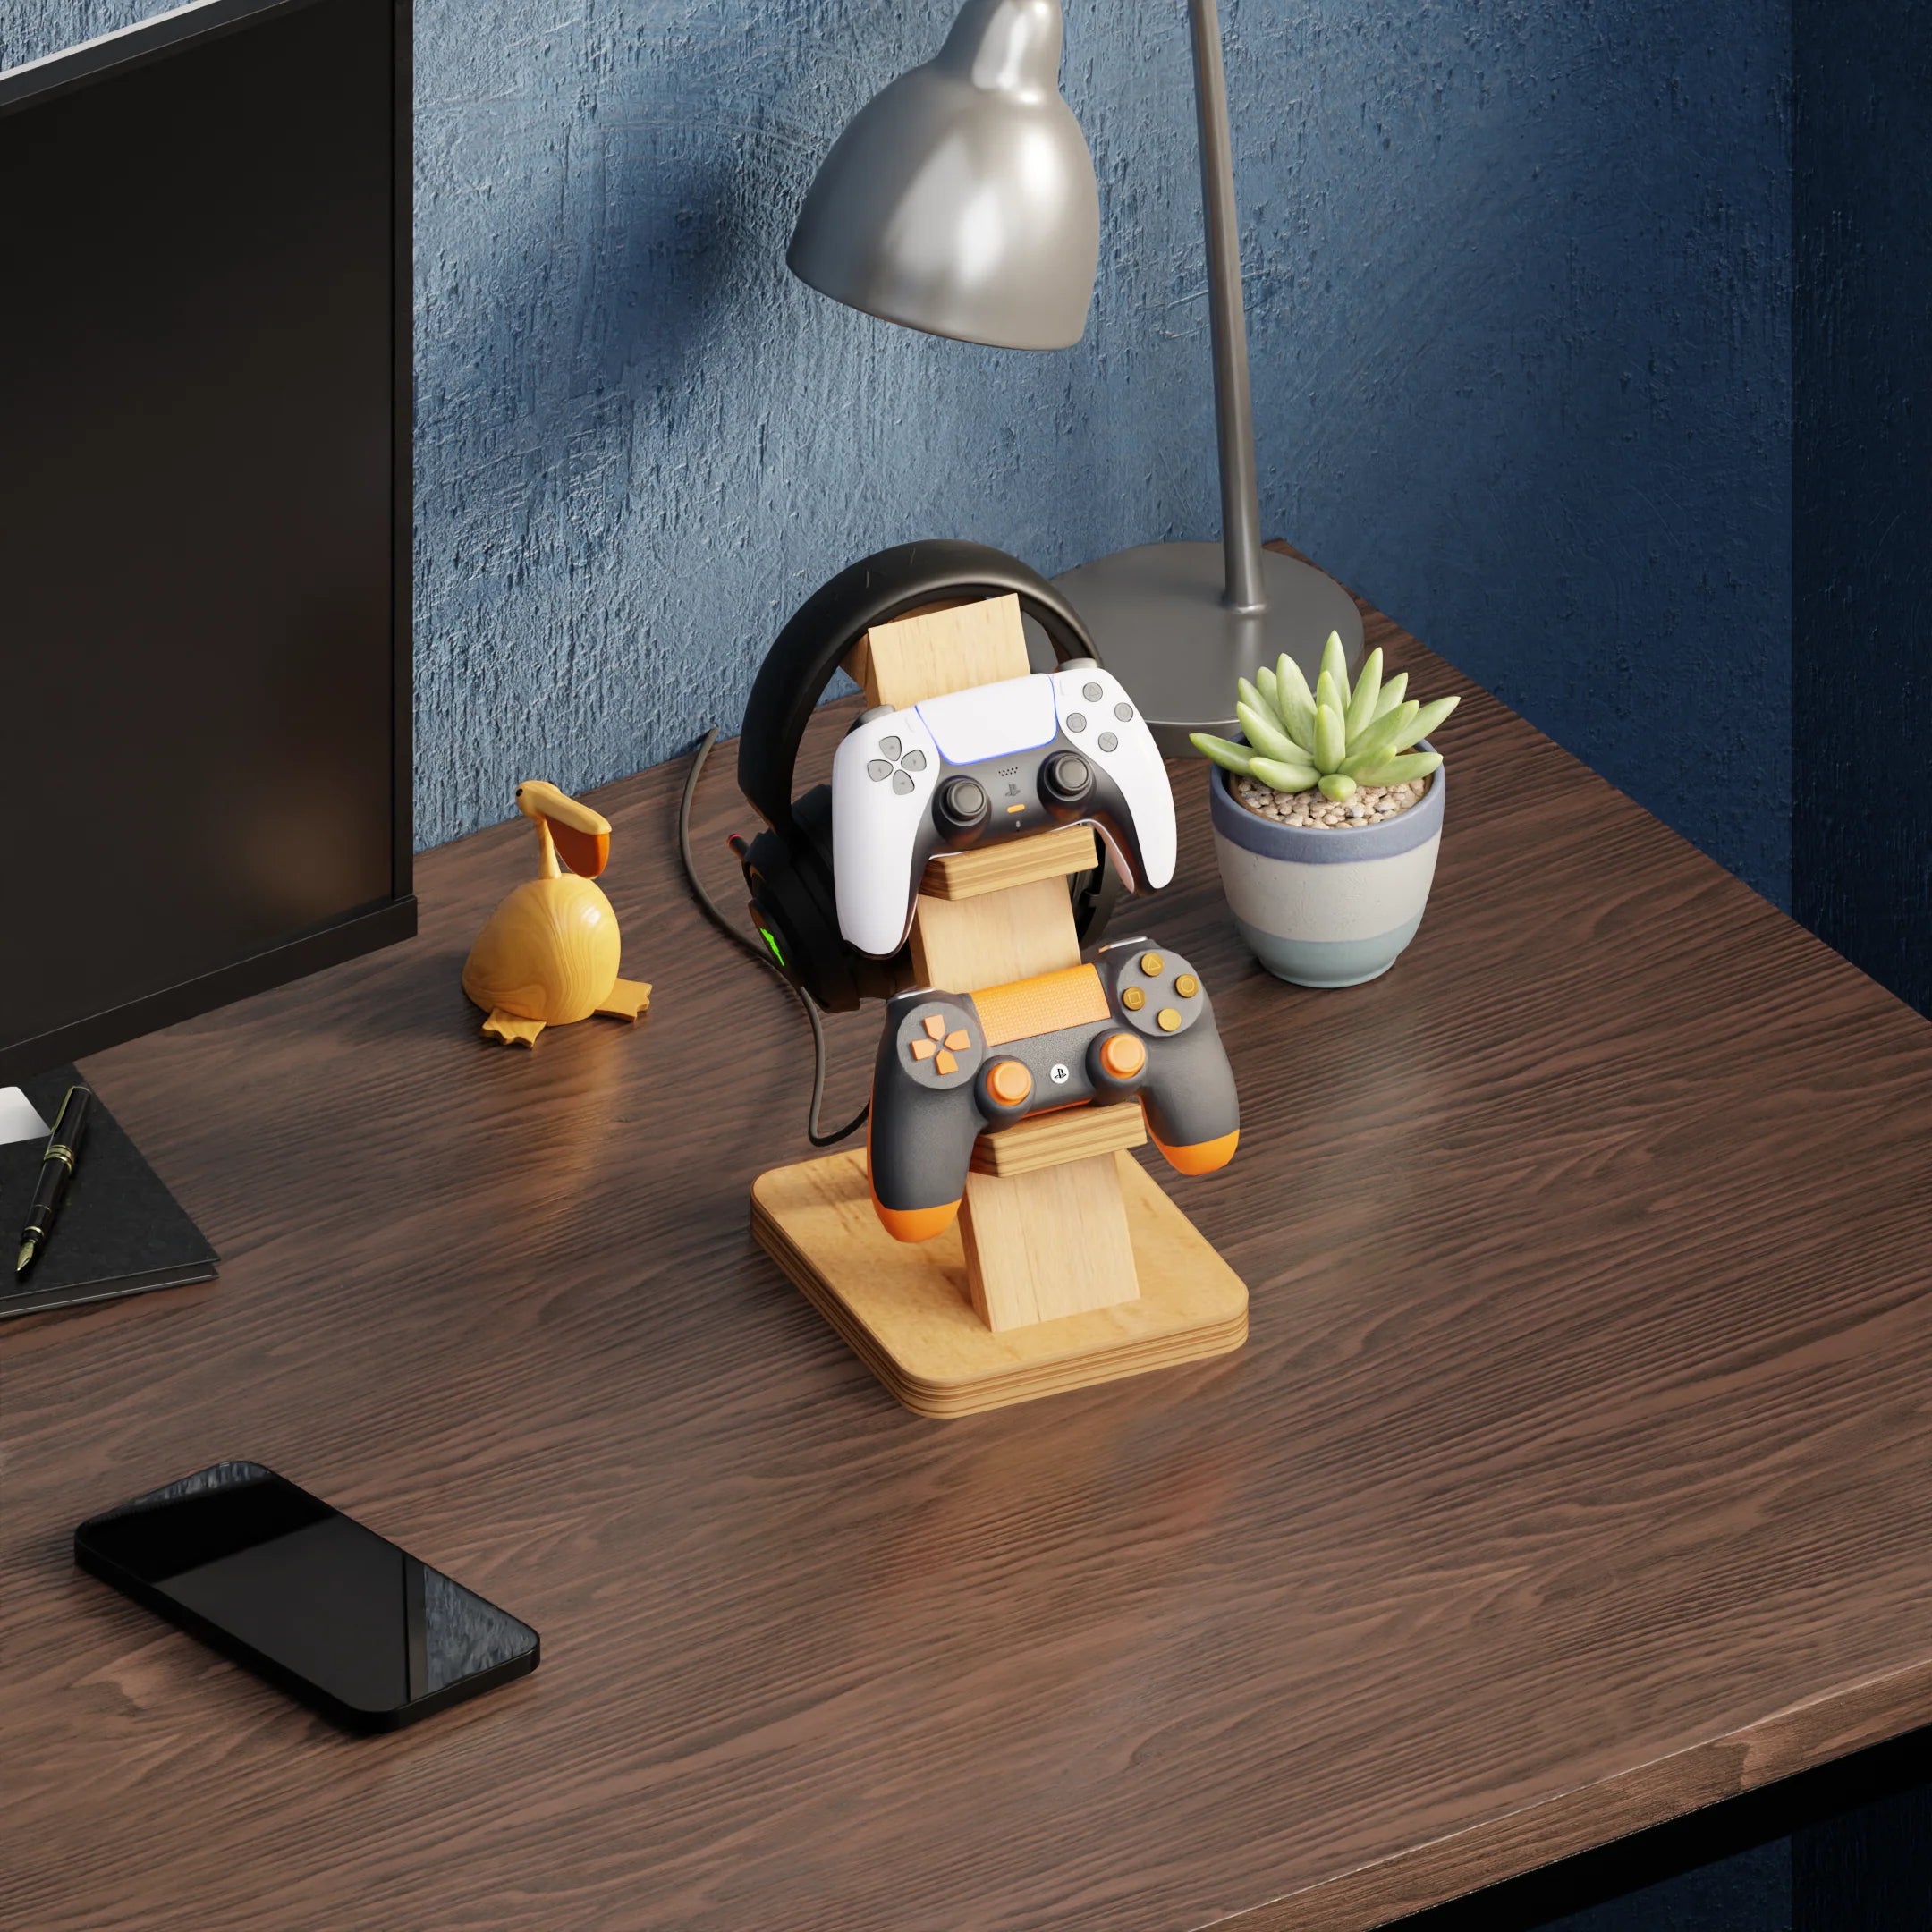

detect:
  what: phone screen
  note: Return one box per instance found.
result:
[75,1462,538,1731]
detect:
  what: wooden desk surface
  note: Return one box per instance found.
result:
[7,577,1932,1932]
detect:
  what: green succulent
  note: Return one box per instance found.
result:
[1189,631,1459,804]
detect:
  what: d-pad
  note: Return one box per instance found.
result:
[907,1008,973,1077]
[863,733,930,797]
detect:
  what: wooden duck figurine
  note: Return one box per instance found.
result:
[462,781,652,1046]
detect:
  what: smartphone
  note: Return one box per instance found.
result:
[74,1461,538,1733]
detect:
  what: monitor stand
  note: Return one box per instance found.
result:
[0,1068,218,1320]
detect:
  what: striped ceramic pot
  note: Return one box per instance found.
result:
[1207,746,1445,987]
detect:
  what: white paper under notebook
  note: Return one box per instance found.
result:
[0,1088,50,1146]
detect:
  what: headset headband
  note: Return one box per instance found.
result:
[738,540,1099,839]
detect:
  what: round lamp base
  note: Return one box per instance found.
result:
[1051,542,1365,757]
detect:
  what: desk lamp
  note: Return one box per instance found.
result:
[787,0,1364,751]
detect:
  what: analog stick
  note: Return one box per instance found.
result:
[1040,750,1094,810]
[935,775,990,835]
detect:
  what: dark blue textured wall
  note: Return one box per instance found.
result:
[1267,2,1792,906]
[2,0,1793,896]
[1792,0,1932,1012]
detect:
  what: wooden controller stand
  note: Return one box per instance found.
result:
[750,597,1247,1417]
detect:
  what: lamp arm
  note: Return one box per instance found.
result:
[1188,0,1267,614]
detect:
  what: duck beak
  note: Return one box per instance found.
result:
[515,780,614,877]
[547,818,610,878]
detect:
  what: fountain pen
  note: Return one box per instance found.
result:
[15,1084,92,1277]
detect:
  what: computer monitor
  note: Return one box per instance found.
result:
[0,0,412,1089]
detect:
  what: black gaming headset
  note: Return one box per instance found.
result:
[733,540,1121,1013]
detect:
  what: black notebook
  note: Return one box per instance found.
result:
[0,1067,217,1319]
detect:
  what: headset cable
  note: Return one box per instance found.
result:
[678,728,869,1148]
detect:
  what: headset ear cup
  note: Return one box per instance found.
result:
[1071,849,1123,951]
[793,786,900,1005]
[738,823,860,1013]
[792,783,835,863]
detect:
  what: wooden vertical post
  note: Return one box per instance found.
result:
[750,590,1248,1416]
[852,597,1140,1333]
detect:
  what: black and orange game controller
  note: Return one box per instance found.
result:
[865,940,1241,1241]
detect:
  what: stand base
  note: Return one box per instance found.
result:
[1053,542,1366,756]
[751,1148,1248,1418]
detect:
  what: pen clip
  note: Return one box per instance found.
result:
[47,1084,92,1146]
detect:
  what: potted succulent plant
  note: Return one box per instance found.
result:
[1191,634,1459,987]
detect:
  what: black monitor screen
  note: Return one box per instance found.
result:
[0,0,408,1080]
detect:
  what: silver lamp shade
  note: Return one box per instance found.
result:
[786,0,1099,352]
[789,0,1363,747]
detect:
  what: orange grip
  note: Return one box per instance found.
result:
[872,1196,962,1243]
[1148,1126,1239,1176]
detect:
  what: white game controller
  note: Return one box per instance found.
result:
[830,660,1177,958]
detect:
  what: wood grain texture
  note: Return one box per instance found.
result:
[955,1151,1140,1331]
[921,824,1101,901]
[910,876,1089,989]
[970,1103,1148,1178]
[461,785,645,1039]
[847,593,1027,707]
[7,548,1932,1931]
[752,1150,1244,1416]
[859,597,1139,1335]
